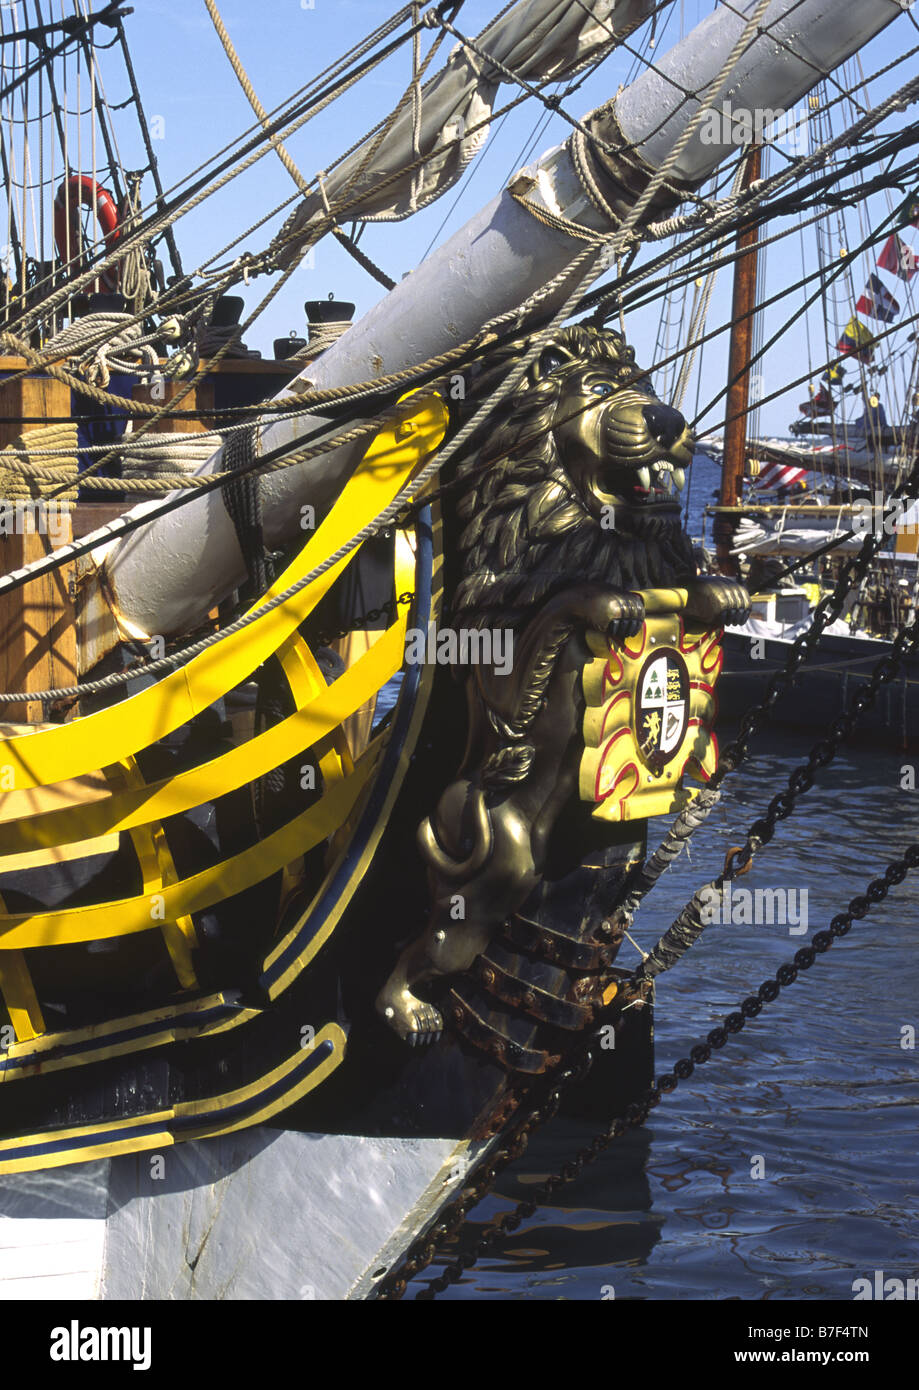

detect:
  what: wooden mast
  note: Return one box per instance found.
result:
[715,142,762,575]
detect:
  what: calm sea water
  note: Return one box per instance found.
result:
[420,732,919,1301]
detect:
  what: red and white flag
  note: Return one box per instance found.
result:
[753,459,809,492]
[877,233,918,282]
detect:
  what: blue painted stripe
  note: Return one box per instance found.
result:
[0,1004,236,1074]
[0,1040,335,1164]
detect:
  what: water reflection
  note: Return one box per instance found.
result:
[426,733,919,1300]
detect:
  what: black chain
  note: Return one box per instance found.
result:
[714,461,919,781]
[374,542,919,1299]
[717,613,919,879]
[402,839,919,1300]
[311,590,415,648]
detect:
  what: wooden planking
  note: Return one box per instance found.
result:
[0,525,78,722]
[0,370,77,722]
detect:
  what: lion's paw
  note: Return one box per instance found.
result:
[685,577,751,629]
[571,589,646,642]
[376,983,443,1046]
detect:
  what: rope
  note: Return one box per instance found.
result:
[221,421,267,595]
[0,0,783,704]
[620,786,723,922]
[0,238,609,705]
[292,315,352,357]
[0,421,78,500]
[204,0,410,293]
[117,172,153,316]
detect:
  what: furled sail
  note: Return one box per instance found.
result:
[273,0,662,258]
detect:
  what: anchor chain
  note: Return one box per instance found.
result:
[374,601,919,1299]
[405,839,919,1299]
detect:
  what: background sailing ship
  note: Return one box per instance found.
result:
[0,0,915,1305]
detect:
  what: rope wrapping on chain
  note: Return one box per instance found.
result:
[629,882,720,984]
[619,785,723,919]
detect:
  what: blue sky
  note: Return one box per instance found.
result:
[45,1,919,435]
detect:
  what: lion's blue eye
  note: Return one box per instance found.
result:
[591,383,614,397]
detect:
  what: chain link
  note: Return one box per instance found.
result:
[311,589,415,648]
[377,839,919,1300]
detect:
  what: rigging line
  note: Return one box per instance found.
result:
[12,130,911,438]
[581,123,919,331]
[0,0,122,105]
[695,302,919,445]
[0,25,23,288]
[420,109,512,260]
[11,10,432,331]
[3,4,427,316]
[0,243,605,608]
[0,411,390,604]
[7,125,912,436]
[19,9,919,325]
[0,244,611,704]
[201,0,450,289]
[434,7,716,213]
[39,236,316,501]
[12,12,773,391]
[690,192,915,432]
[31,0,66,166]
[8,70,540,333]
[76,0,124,212]
[10,48,912,428]
[6,1,791,696]
[577,0,816,176]
[717,0,866,118]
[0,3,120,47]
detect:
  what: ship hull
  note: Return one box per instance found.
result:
[718,628,919,746]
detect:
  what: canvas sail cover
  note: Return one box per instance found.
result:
[274,0,659,263]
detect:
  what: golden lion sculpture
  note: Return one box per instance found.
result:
[377,324,749,1043]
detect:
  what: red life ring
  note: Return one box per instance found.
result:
[53,175,121,291]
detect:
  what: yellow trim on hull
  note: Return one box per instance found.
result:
[0,1023,346,1173]
[0,396,446,790]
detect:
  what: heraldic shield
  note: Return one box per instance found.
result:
[580,588,722,823]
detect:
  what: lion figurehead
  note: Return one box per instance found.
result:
[449,324,698,629]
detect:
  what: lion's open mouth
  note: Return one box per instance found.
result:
[625,458,688,504]
[598,409,694,507]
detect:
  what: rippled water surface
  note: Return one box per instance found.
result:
[428,733,919,1300]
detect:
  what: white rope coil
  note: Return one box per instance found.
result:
[42,311,160,387]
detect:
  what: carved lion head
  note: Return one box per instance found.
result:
[448,324,698,629]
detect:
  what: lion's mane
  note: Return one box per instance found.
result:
[450,325,697,630]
